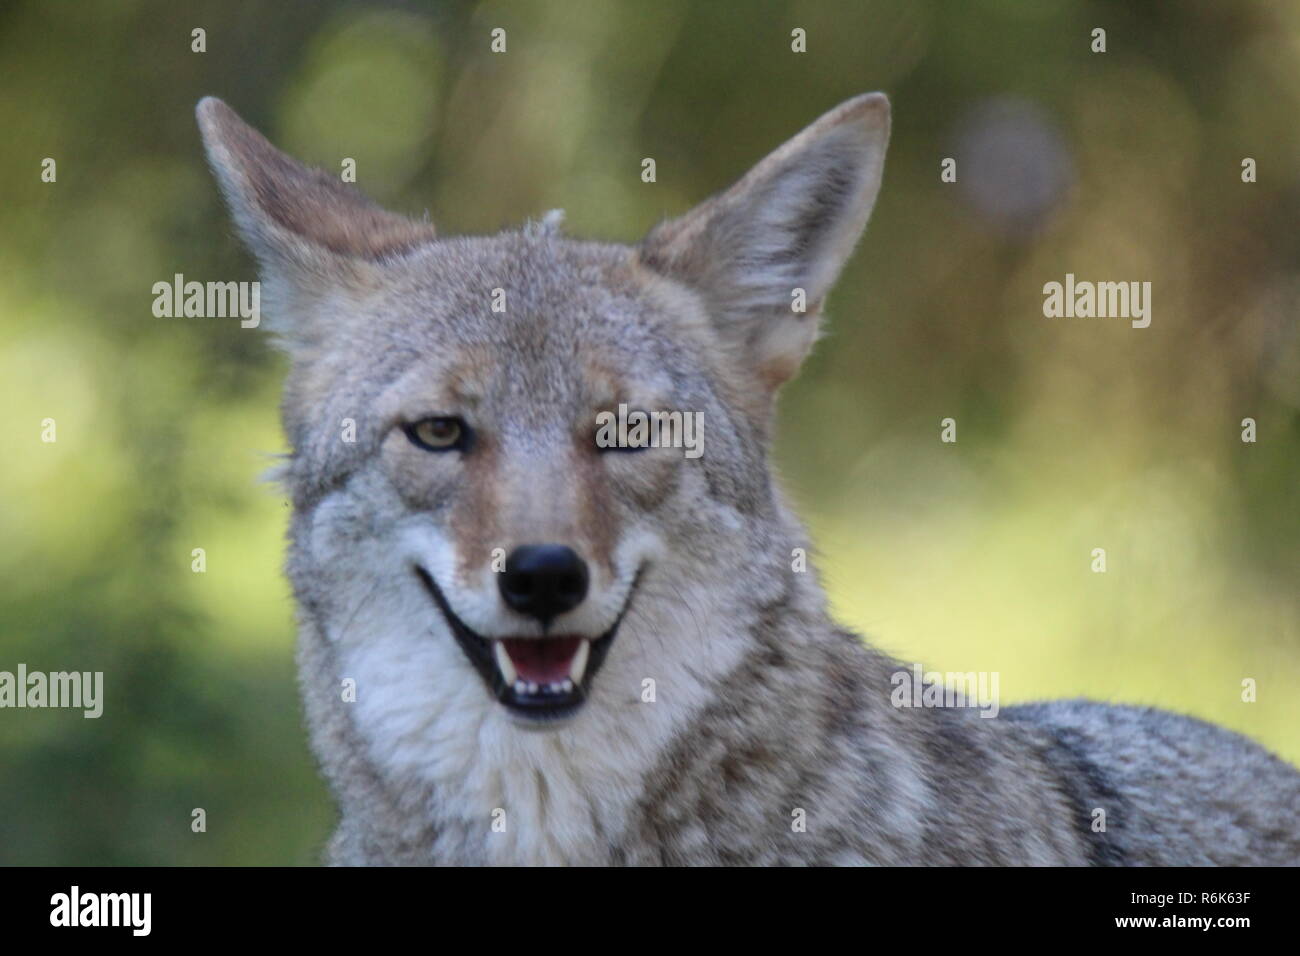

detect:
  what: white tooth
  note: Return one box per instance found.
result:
[514,679,527,695]
[494,642,518,685]
[561,679,574,694]
[527,682,539,695]
[569,640,590,684]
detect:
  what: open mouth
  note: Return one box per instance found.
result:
[414,565,640,722]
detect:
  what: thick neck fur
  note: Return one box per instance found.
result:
[295,499,869,866]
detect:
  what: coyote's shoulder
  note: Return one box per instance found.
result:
[633,626,1300,865]
[198,92,1300,866]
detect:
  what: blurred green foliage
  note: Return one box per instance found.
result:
[1,0,1297,864]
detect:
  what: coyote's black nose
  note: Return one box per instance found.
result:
[499,545,589,623]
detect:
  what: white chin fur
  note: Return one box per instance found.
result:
[318,505,750,863]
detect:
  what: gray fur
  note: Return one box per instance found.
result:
[198,93,1300,865]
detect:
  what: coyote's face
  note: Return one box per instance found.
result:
[276,230,767,727]
[199,95,888,816]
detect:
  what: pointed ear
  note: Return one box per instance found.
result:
[639,93,889,390]
[196,97,435,317]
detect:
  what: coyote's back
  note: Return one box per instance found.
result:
[197,92,1300,865]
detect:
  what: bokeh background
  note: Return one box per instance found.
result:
[1,0,1297,864]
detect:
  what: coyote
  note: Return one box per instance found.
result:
[198,93,1300,865]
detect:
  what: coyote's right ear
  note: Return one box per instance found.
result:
[196,97,434,338]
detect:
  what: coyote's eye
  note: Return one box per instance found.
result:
[404,417,470,452]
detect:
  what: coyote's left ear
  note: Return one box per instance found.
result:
[639,92,889,390]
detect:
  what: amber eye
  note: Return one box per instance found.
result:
[404,417,470,452]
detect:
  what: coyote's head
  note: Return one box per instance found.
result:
[199,95,887,757]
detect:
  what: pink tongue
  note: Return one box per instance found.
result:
[502,637,582,684]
